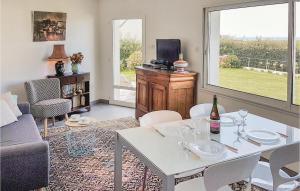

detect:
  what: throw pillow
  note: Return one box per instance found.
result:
[11,94,18,104]
[1,92,22,117]
[0,99,18,127]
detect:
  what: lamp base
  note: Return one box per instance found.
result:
[55,61,65,76]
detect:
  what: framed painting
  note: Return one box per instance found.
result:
[33,11,67,42]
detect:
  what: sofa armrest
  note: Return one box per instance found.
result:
[1,141,49,191]
[17,102,30,114]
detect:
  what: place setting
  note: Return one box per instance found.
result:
[152,108,289,162]
[65,114,94,128]
[153,118,236,161]
[231,109,286,147]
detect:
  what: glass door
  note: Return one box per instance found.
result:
[112,19,143,107]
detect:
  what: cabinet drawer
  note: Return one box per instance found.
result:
[60,76,76,85]
[77,74,90,82]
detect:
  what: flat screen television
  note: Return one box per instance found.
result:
[156,39,181,69]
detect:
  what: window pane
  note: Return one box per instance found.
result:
[208,4,288,101]
[294,2,300,105]
[114,89,136,103]
[113,19,143,88]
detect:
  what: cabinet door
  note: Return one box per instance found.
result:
[168,81,195,119]
[149,82,167,111]
[136,78,149,113]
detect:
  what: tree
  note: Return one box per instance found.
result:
[220,55,242,68]
[120,38,142,71]
[126,51,143,70]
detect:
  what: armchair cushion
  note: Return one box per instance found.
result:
[31,98,71,118]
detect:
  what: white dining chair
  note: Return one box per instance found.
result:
[190,103,226,119]
[140,110,182,191]
[251,143,300,191]
[175,152,261,191]
[139,110,183,127]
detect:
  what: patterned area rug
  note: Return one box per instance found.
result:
[45,117,266,191]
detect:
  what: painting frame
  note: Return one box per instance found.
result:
[32,11,67,42]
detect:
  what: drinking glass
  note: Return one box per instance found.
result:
[234,118,243,136]
[238,109,248,132]
[191,118,210,142]
[177,126,193,147]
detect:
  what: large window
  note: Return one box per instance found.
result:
[205,1,300,111]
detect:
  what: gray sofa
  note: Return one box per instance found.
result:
[0,103,49,191]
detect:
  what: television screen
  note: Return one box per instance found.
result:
[156,39,181,67]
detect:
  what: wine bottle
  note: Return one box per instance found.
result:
[210,95,220,134]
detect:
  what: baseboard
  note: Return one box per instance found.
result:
[90,99,109,105]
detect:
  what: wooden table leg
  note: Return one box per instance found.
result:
[65,113,69,121]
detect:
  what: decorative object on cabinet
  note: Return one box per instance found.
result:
[135,66,197,119]
[47,72,90,113]
[173,53,189,73]
[70,52,84,74]
[33,11,67,42]
[48,44,69,76]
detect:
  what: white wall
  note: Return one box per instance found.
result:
[1,0,100,102]
[98,0,299,127]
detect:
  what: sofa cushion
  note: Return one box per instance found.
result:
[0,114,41,146]
[31,98,71,118]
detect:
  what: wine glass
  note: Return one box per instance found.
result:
[177,126,192,147]
[234,118,243,136]
[191,118,210,141]
[238,109,248,132]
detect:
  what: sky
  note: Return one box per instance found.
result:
[119,19,143,41]
[219,3,300,39]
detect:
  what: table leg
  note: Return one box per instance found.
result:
[162,176,175,191]
[114,133,122,191]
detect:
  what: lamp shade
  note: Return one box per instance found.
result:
[48,44,68,61]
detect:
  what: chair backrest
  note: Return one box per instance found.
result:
[190,103,226,119]
[270,143,300,190]
[204,153,261,191]
[24,78,61,104]
[139,110,182,127]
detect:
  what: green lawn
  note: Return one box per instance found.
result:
[121,70,136,83]
[219,68,300,105]
[121,68,300,105]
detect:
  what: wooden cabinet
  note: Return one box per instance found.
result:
[47,72,91,113]
[135,66,197,119]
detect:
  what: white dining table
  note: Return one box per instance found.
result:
[114,112,300,191]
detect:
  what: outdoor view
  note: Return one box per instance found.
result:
[113,19,143,104]
[208,3,300,105]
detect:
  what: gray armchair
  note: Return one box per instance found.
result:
[25,78,71,137]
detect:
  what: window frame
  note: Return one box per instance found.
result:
[111,17,146,107]
[203,0,300,114]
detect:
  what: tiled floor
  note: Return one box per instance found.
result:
[37,103,135,129]
[81,103,135,120]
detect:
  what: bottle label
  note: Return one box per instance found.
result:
[210,121,220,129]
[211,111,216,118]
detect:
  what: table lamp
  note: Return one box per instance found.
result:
[48,44,69,76]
